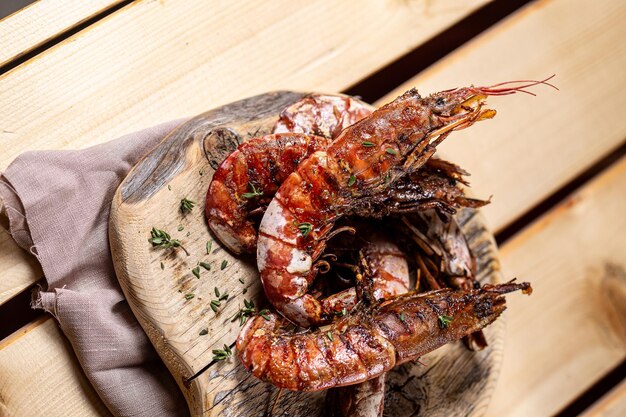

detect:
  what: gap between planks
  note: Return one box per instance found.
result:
[485,154,626,417]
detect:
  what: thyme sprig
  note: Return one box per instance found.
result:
[209,287,229,313]
[231,299,256,326]
[296,222,313,238]
[212,344,232,361]
[241,183,263,199]
[438,315,453,329]
[180,198,196,214]
[149,228,189,256]
[259,309,271,321]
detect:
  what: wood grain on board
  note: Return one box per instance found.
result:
[0,317,111,417]
[486,155,626,417]
[0,0,125,68]
[0,0,489,309]
[109,92,506,416]
[376,0,626,232]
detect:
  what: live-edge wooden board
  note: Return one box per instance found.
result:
[110,92,506,416]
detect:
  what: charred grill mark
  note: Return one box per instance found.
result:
[473,296,494,319]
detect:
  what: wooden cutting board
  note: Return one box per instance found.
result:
[109,91,505,417]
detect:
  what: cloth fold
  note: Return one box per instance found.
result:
[0,121,189,417]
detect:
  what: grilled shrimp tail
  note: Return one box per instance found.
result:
[237,282,532,391]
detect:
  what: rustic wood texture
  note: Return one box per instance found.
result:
[0,226,41,304]
[0,317,111,417]
[2,0,625,414]
[109,92,506,416]
[377,0,626,232]
[0,0,124,68]
[486,156,626,417]
[0,0,489,308]
[581,378,626,417]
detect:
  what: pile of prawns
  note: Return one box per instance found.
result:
[205,77,554,416]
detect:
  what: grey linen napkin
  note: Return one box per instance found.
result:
[0,121,190,417]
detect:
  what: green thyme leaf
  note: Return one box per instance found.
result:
[297,222,313,238]
[362,141,375,147]
[327,331,334,341]
[348,174,356,187]
[438,315,452,328]
[206,240,212,255]
[192,266,200,279]
[160,262,164,270]
[259,309,271,321]
[149,228,189,256]
[241,183,263,199]
[385,148,397,155]
[199,262,211,271]
[238,277,245,284]
[180,198,196,214]
[212,344,233,361]
[231,299,256,326]
[177,224,184,232]
[199,328,208,336]
[167,184,172,191]
[399,312,406,323]
[221,260,228,270]
[184,293,195,300]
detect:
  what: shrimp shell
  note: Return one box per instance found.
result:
[257,87,494,327]
[206,133,331,254]
[274,93,372,138]
[236,281,531,391]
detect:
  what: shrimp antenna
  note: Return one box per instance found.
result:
[477,74,559,97]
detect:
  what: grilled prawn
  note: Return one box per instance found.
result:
[236,281,532,391]
[206,133,332,253]
[400,211,489,350]
[256,80,553,327]
[273,93,372,138]
[324,235,411,417]
[207,94,372,254]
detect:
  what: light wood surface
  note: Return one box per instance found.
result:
[0,0,124,68]
[0,0,488,310]
[109,92,506,416]
[0,317,111,417]
[581,378,626,417]
[486,155,626,417]
[0,0,488,171]
[4,0,626,310]
[377,0,626,232]
[0,227,41,304]
[1,0,625,415]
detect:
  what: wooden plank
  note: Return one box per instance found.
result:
[376,0,626,233]
[581,378,626,417]
[0,0,489,171]
[0,227,41,304]
[0,0,489,306]
[0,317,111,417]
[0,0,125,68]
[485,155,626,417]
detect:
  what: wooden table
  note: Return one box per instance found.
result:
[1,0,625,416]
